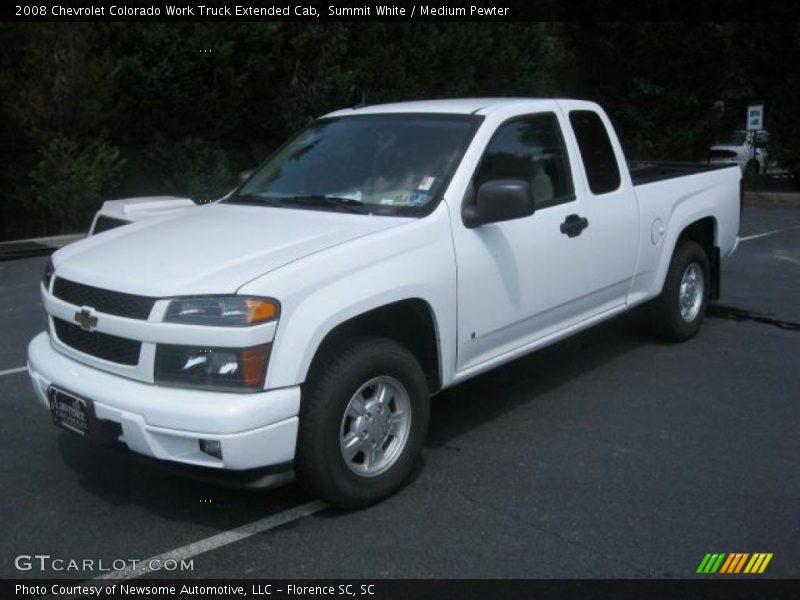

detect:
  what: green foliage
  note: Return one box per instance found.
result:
[559,23,731,160]
[755,24,800,173]
[30,137,125,229]
[0,21,797,240]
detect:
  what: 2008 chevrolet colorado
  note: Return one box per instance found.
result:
[28,99,741,508]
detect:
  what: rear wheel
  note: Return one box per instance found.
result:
[650,240,710,342]
[296,337,429,509]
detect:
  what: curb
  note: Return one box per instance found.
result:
[0,234,84,262]
[744,191,800,208]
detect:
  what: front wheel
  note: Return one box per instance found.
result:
[650,240,710,342]
[295,337,430,509]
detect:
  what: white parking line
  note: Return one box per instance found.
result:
[96,499,327,580]
[739,224,800,242]
[0,366,27,377]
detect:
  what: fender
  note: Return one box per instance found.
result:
[238,204,458,390]
[627,168,739,306]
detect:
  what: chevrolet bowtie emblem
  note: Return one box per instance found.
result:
[74,308,98,332]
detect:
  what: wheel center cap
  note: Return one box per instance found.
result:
[368,413,389,439]
[357,411,390,443]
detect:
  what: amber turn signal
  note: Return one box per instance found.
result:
[246,299,279,324]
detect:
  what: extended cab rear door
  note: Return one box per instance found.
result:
[558,102,639,317]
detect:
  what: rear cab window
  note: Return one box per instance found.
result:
[569,110,621,195]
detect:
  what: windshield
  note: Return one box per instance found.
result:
[715,131,748,146]
[230,114,480,215]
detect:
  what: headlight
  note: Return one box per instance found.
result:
[165,296,279,326]
[43,258,54,291]
[155,344,270,392]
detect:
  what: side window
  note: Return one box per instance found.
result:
[475,113,574,209]
[569,110,621,195]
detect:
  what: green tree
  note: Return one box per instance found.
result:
[1,21,797,241]
[30,136,125,232]
[147,136,233,202]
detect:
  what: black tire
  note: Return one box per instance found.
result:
[650,240,710,342]
[295,337,430,509]
[744,160,760,188]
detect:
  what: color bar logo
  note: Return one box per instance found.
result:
[697,552,773,574]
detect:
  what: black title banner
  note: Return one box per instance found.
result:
[5,579,800,600]
[5,0,800,22]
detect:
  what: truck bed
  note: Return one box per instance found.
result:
[628,160,736,186]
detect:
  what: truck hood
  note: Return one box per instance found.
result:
[54,203,412,297]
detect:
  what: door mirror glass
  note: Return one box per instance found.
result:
[463,179,535,228]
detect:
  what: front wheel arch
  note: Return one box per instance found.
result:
[304,298,442,393]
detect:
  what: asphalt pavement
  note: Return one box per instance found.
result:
[1,200,798,580]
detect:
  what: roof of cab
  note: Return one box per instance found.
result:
[322,98,555,118]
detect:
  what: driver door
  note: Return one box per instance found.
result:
[452,111,592,372]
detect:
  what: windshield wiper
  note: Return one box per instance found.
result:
[226,193,284,207]
[280,195,369,214]
[227,193,369,214]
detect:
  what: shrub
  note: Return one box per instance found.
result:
[147,137,234,203]
[30,136,124,231]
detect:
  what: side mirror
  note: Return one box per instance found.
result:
[239,169,255,183]
[462,179,535,229]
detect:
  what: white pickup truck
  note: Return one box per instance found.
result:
[28,99,741,508]
[708,129,768,180]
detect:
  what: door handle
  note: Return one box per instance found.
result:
[560,214,589,238]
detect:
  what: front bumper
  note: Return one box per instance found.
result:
[27,331,299,473]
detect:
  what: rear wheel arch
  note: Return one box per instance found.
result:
[672,216,719,300]
[650,239,711,342]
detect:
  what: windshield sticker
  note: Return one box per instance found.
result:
[380,193,416,206]
[417,176,436,191]
[333,191,362,201]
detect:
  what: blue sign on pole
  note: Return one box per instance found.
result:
[747,105,764,131]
